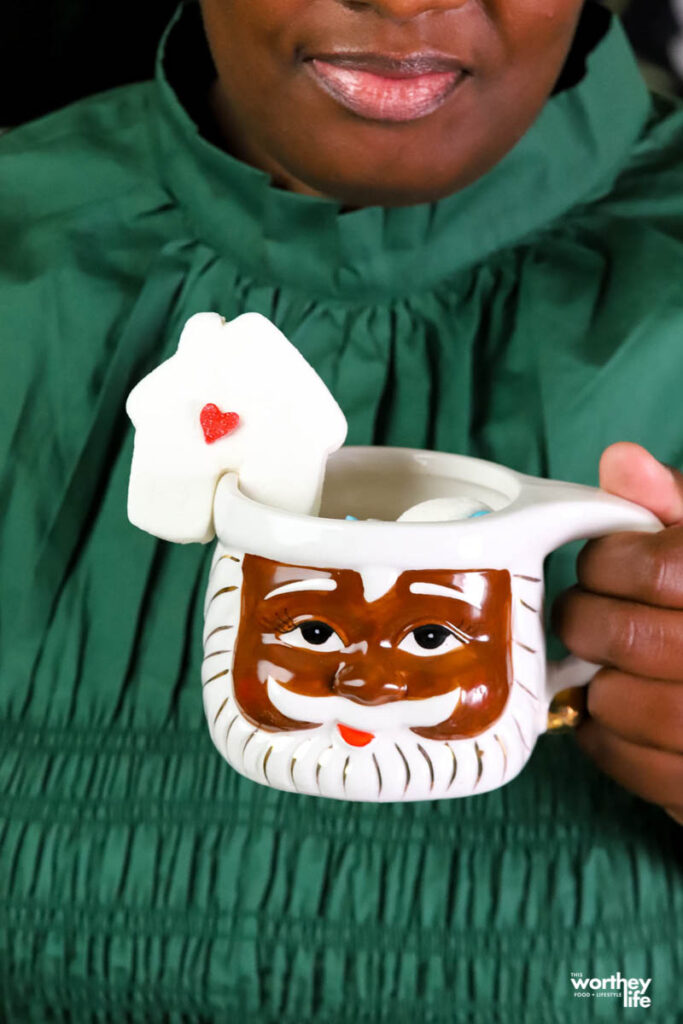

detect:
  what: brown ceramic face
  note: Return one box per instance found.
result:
[232,555,512,741]
[200,0,585,205]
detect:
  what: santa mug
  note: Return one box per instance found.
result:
[201,445,660,803]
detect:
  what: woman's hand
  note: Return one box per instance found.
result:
[552,443,683,824]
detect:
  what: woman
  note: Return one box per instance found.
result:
[0,1,681,1019]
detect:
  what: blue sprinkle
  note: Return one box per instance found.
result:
[468,510,491,518]
[345,515,359,521]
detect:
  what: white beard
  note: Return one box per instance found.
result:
[201,547,548,802]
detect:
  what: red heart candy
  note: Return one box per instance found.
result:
[200,403,240,444]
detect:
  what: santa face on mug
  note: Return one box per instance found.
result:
[230,554,513,759]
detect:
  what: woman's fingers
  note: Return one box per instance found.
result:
[576,718,683,808]
[553,586,683,682]
[577,527,683,609]
[585,668,683,753]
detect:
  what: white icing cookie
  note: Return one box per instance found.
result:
[126,312,348,543]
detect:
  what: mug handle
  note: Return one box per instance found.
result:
[518,482,662,556]
[526,488,663,733]
[545,656,600,732]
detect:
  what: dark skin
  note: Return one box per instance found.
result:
[198,2,683,821]
[200,0,585,206]
[554,444,683,826]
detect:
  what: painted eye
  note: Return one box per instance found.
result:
[398,625,464,657]
[280,621,345,653]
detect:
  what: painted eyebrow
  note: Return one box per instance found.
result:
[408,582,482,610]
[264,579,338,600]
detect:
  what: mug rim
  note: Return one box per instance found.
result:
[213,446,554,572]
[211,445,656,572]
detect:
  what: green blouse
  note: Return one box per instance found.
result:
[1,2,682,1020]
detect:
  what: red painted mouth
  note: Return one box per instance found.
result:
[337,723,375,747]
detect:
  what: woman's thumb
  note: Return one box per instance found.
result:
[599,442,683,527]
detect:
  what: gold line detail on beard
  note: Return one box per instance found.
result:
[515,640,538,654]
[226,714,240,746]
[373,753,383,797]
[203,669,230,688]
[515,679,539,702]
[208,585,238,608]
[289,738,313,793]
[474,741,484,788]
[495,733,508,779]
[316,744,334,794]
[209,553,242,581]
[417,743,435,791]
[446,744,458,790]
[203,624,234,643]
[394,742,411,795]
[342,755,351,793]
[243,729,257,756]
[203,650,232,661]
[512,715,530,751]
[213,696,230,724]
[263,745,274,783]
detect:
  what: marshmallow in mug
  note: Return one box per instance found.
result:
[344,498,492,524]
[398,496,492,522]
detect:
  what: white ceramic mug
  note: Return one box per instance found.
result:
[201,447,660,803]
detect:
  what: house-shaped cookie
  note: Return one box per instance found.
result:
[126,312,348,543]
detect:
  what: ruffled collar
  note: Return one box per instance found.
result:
[152,1,651,300]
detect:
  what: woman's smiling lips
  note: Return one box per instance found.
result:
[305,52,468,123]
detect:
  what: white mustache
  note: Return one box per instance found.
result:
[266,675,461,731]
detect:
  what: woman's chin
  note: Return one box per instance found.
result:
[277,161,485,208]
